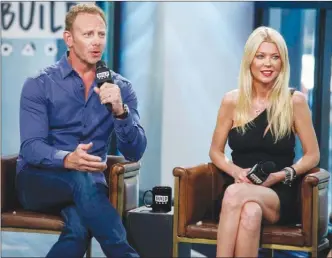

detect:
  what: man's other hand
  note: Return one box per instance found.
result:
[64,142,107,172]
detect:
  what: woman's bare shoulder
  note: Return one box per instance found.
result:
[291,90,307,107]
[222,89,238,108]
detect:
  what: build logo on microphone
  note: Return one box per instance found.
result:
[96,71,110,80]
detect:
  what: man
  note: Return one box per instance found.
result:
[16,3,146,258]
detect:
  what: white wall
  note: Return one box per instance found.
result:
[120,2,163,191]
[120,2,254,191]
[160,2,254,188]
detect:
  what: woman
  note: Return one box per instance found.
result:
[209,26,320,257]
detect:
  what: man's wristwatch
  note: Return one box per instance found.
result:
[113,104,129,119]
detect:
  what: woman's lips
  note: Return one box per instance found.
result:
[261,71,273,77]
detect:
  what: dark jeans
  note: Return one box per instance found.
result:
[16,168,139,258]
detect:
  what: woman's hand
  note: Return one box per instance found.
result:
[233,168,252,184]
[261,171,286,187]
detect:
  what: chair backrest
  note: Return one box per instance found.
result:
[201,167,232,221]
[105,155,140,216]
[123,174,139,213]
[1,155,23,211]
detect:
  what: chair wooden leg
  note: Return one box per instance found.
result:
[172,239,178,257]
[86,239,92,258]
[311,187,319,258]
[311,249,317,258]
[172,177,180,258]
[260,248,273,258]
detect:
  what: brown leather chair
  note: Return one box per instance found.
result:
[172,163,330,257]
[1,154,141,257]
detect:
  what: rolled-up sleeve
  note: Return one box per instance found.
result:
[19,77,70,168]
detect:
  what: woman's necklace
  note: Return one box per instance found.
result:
[254,99,267,115]
[254,106,265,115]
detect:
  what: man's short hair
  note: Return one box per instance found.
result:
[65,3,106,31]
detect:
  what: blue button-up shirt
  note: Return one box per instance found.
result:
[17,53,147,184]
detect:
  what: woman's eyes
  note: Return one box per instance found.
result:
[255,55,280,60]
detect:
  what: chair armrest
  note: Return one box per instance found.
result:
[301,167,330,246]
[106,155,126,172]
[106,155,141,216]
[173,163,226,236]
[1,154,19,211]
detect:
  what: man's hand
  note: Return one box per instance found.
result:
[64,142,107,172]
[233,168,252,184]
[94,83,124,116]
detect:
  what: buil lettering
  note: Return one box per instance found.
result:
[1,2,76,32]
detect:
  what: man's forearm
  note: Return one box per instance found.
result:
[21,138,70,168]
[114,114,147,162]
[116,128,147,162]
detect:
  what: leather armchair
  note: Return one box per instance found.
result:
[1,154,141,257]
[172,163,330,257]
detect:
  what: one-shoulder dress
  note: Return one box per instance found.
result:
[220,103,301,225]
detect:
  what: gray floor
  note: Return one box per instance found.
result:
[1,232,310,258]
[1,232,205,257]
[1,232,105,257]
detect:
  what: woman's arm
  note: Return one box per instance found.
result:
[290,91,320,174]
[263,91,320,187]
[209,90,250,181]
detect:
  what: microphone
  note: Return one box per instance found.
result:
[246,161,277,185]
[95,60,113,112]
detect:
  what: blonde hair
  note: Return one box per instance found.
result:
[234,26,293,142]
[65,3,106,31]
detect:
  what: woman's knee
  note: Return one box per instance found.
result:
[240,202,262,231]
[221,184,246,211]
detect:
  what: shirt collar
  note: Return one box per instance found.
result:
[59,51,74,79]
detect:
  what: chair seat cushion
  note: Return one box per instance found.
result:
[1,210,64,232]
[262,224,305,246]
[186,220,218,239]
[185,220,305,246]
